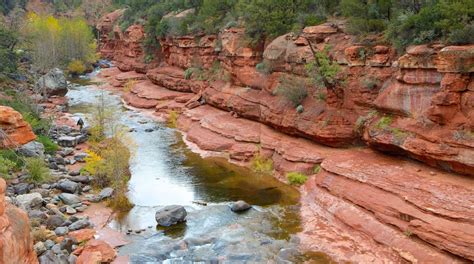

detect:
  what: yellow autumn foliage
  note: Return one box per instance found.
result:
[25,12,97,71]
[67,59,86,75]
[83,150,104,176]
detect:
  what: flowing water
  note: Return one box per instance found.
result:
[66,77,331,263]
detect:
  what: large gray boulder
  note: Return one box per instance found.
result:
[18,141,45,157]
[15,192,43,210]
[155,205,187,227]
[57,136,79,147]
[35,68,68,97]
[56,179,79,193]
[58,193,81,205]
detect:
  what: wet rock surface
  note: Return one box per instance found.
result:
[230,200,251,212]
[155,205,187,227]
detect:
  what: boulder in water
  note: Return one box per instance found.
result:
[230,200,251,212]
[155,205,187,226]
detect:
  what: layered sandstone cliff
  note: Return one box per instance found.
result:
[0,106,36,148]
[96,13,474,262]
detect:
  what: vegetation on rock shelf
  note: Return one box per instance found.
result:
[287,172,308,185]
[275,76,308,107]
[251,153,273,175]
[25,157,50,183]
[83,92,135,212]
[108,0,472,59]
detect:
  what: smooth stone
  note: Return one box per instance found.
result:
[54,226,69,236]
[98,187,114,200]
[65,206,77,214]
[46,215,65,230]
[68,175,90,184]
[15,192,43,210]
[56,179,79,194]
[230,200,251,212]
[68,218,90,231]
[73,153,88,162]
[59,193,81,205]
[155,205,187,227]
[14,182,31,195]
[44,240,55,249]
[58,136,79,147]
[68,171,80,176]
[34,241,47,255]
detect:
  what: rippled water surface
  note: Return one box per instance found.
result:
[67,79,331,263]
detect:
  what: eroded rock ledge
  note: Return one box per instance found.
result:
[96,11,474,262]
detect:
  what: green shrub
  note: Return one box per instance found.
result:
[256,60,273,75]
[0,157,16,179]
[354,110,377,134]
[376,116,393,129]
[106,186,134,212]
[305,46,342,89]
[36,135,58,154]
[340,0,391,34]
[361,77,379,90]
[168,110,179,128]
[276,77,308,107]
[251,153,273,174]
[313,164,321,174]
[287,172,308,185]
[0,149,23,169]
[386,0,474,51]
[0,25,18,76]
[25,157,50,183]
[448,22,474,45]
[316,92,326,101]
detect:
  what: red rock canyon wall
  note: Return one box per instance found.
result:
[96,12,474,262]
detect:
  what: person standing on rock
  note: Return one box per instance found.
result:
[77,118,84,130]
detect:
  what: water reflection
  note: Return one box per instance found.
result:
[67,82,316,262]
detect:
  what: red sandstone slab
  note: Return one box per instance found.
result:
[374,79,440,116]
[200,112,261,143]
[186,123,235,152]
[131,80,186,100]
[148,66,184,78]
[260,125,337,164]
[322,149,474,221]
[115,71,146,82]
[155,101,186,112]
[123,93,158,109]
[320,149,474,260]
[182,105,224,122]
[97,67,122,78]
[300,179,463,263]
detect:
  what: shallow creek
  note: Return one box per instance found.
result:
[66,77,331,263]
